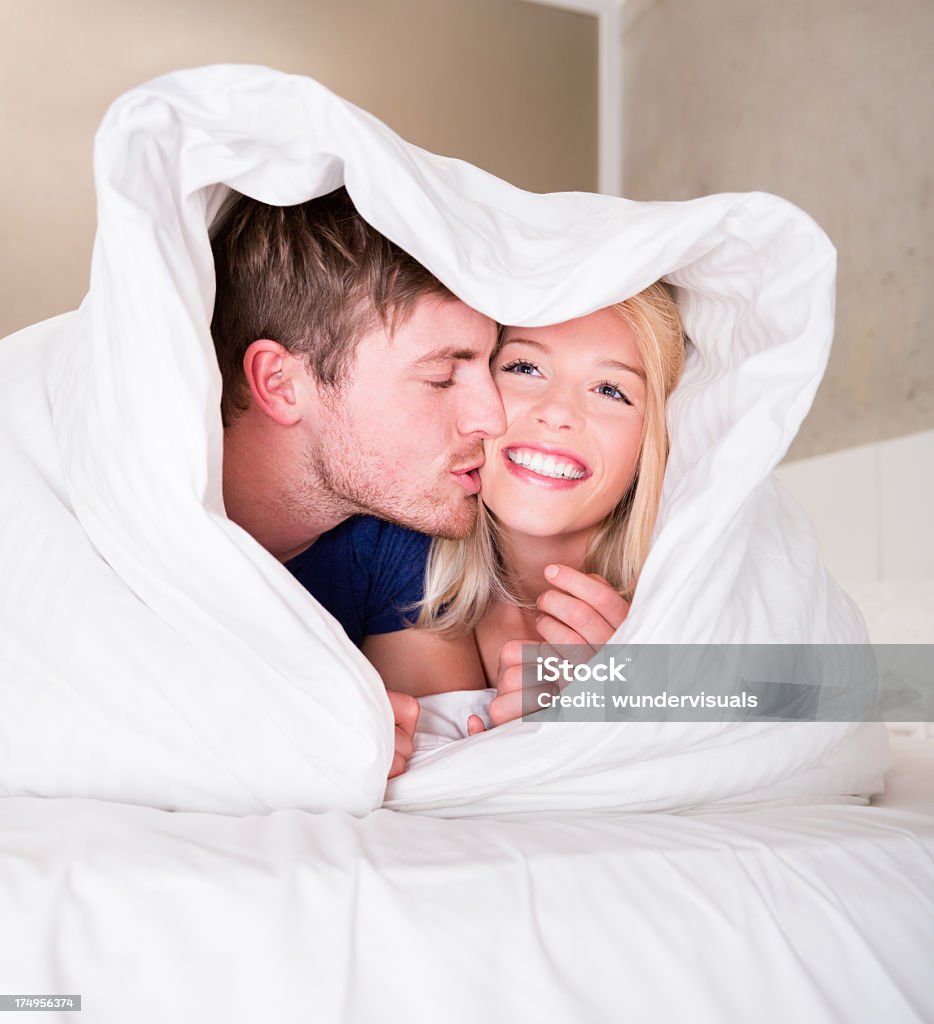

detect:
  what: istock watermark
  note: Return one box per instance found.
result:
[535,654,631,684]
[519,644,934,723]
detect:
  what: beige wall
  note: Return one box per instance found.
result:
[0,0,596,338]
[622,0,934,459]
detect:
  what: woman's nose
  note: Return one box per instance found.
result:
[531,384,582,431]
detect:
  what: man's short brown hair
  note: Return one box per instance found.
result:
[210,187,452,425]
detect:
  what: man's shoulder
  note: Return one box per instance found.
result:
[285,515,432,643]
[349,516,431,558]
[315,515,431,561]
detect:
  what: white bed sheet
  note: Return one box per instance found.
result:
[1,734,930,1024]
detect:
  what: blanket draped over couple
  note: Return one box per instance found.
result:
[0,65,889,817]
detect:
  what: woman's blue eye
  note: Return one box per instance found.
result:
[500,359,541,376]
[594,381,631,404]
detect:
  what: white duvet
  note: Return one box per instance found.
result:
[0,65,889,817]
[1,741,932,1024]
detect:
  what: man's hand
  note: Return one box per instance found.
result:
[535,564,630,649]
[387,689,419,779]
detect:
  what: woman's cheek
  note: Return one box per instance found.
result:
[497,385,525,426]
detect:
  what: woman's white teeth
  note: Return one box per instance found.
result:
[507,448,585,479]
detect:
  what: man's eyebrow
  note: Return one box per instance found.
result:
[411,346,481,367]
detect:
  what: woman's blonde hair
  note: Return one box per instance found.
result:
[415,281,686,634]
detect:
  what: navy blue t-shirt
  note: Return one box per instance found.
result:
[285,516,431,648]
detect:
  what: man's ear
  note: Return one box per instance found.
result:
[242,339,306,426]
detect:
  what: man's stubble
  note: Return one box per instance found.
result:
[294,404,481,541]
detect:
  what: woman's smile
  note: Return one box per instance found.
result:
[501,442,591,488]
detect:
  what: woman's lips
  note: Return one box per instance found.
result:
[500,444,590,490]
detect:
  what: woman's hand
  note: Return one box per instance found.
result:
[467,639,558,735]
[466,567,630,736]
[535,564,630,650]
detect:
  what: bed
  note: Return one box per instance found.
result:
[0,733,930,1023]
[1,66,931,1022]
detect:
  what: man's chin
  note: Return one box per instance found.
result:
[383,495,478,540]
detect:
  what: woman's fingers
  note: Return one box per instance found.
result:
[467,714,486,736]
[488,681,559,727]
[534,611,596,651]
[492,651,561,726]
[496,639,558,688]
[537,565,630,645]
[536,592,616,646]
[543,565,630,625]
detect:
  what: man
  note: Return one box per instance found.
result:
[210,187,505,778]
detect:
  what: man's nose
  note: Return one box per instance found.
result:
[460,372,506,439]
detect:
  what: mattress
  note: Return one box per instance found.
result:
[0,734,930,1023]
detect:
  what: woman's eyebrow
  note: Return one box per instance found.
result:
[598,358,646,380]
[496,337,549,352]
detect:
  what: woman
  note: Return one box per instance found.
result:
[361,281,686,729]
